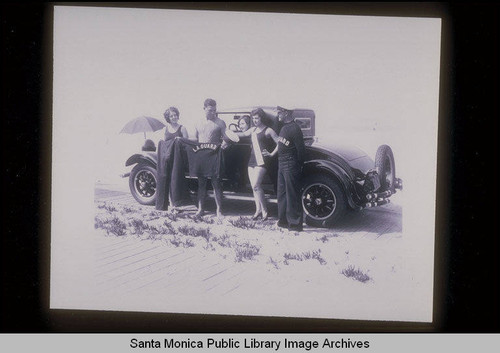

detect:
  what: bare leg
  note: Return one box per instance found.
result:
[249,166,267,219]
[253,167,268,218]
[196,176,207,217]
[247,167,261,218]
[211,177,223,217]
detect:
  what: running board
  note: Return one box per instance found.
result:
[207,191,278,204]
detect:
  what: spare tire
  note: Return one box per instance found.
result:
[375,145,396,192]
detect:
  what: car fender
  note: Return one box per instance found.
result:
[125,152,157,168]
[303,159,363,210]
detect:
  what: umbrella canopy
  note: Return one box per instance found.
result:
[120,116,165,139]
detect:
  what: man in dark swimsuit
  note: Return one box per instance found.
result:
[192,98,226,217]
[276,106,306,231]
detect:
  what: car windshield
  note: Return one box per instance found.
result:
[218,107,315,137]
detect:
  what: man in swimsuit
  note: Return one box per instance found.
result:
[192,98,226,217]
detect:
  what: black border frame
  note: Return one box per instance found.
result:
[1,2,498,333]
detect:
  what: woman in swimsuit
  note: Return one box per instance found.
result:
[238,115,251,132]
[164,107,188,140]
[237,108,279,220]
[163,107,188,213]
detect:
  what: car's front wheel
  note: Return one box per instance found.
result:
[129,164,157,205]
[302,174,346,227]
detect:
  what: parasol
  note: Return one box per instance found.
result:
[119,116,165,139]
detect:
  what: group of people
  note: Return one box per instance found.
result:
[161,98,306,232]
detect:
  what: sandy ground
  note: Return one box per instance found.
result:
[89,179,431,322]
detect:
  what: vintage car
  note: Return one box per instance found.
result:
[123,106,402,227]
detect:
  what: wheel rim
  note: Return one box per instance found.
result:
[134,170,156,200]
[302,183,337,221]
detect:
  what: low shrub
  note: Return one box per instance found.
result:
[214,233,232,248]
[121,206,134,214]
[234,242,260,262]
[189,215,215,224]
[97,203,117,212]
[268,257,280,269]
[228,216,256,230]
[283,250,327,265]
[169,236,195,248]
[318,233,340,243]
[162,220,177,235]
[177,225,211,241]
[95,215,127,236]
[341,265,371,283]
[147,224,176,236]
[129,218,147,235]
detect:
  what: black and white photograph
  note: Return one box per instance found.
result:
[48,5,442,323]
[2,1,500,342]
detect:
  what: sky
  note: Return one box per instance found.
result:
[52,6,441,183]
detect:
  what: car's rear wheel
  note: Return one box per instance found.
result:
[129,164,157,205]
[302,174,346,227]
[375,145,396,192]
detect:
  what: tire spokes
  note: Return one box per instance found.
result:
[135,171,156,198]
[302,183,337,220]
